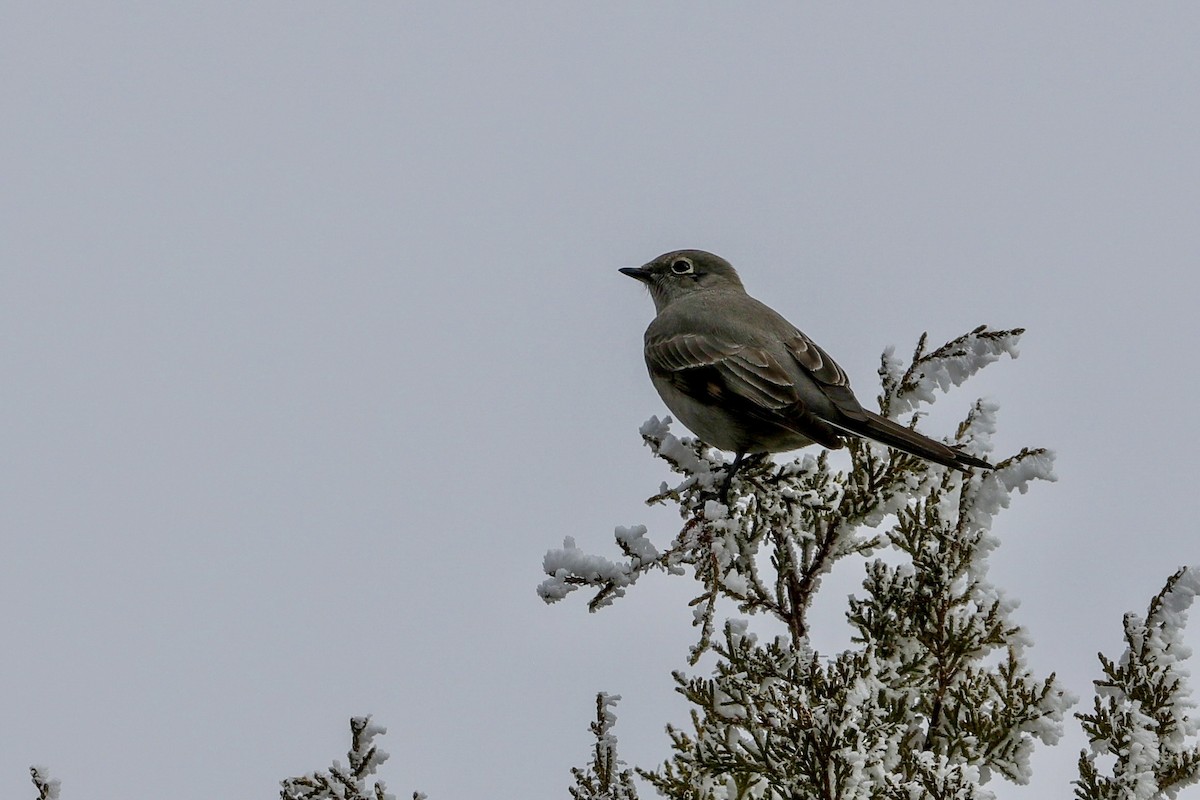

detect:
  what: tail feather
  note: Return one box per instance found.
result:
[830,410,992,473]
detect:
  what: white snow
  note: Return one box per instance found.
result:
[891,329,1023,415]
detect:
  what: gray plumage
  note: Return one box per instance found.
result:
[620,249,991,472]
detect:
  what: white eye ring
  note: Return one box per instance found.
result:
[670,258,694,275]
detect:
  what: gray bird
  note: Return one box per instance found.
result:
[620,250,991,476]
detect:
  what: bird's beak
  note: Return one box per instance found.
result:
[619,266,653,283]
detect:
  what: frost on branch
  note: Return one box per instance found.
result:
[1075,567,1200,800]
[569,693,639,800]
[280,716,403,800]
[30,766,60,800]
[879,325,1023,417]
[539,528,661,611]
[641,622,1068,800]
[547,327,1073,798]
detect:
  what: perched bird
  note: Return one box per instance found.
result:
[620,250,991,477]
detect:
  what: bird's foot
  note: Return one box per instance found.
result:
[717,452,749,505]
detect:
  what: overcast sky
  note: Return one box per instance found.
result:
[4,5,1198,798]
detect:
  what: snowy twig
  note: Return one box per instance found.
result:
[280,716,399,800]
[1075,567,1200,799]
[880,325,1023,417]
[569,693,639,800]
[30,767,60,800]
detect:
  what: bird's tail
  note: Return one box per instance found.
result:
[833,410,992,472]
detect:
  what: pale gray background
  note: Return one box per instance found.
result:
[3,4,1197,798]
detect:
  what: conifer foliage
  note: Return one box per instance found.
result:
[541,327,1077,799]
[280,716,399,800]
[569,693,641,800]
[1075,567,1200,800]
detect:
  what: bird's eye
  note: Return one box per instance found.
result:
[670,258,694,275]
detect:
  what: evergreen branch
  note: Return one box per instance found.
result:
[1074,567,1200,799]
[551,328,1070,799]
[30,767,60,800]
[280,717,401,800]
[569,693,639,800]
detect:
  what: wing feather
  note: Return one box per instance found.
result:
[645,332,844,448]
[783,332,869,422]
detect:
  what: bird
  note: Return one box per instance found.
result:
[619,249,991,483]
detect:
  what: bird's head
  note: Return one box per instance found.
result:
[619,249,745,313]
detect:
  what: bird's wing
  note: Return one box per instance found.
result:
[781,331,870,423]
[783,330,992,472]
[645,331,844,448]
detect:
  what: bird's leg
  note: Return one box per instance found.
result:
[720,452,746,503]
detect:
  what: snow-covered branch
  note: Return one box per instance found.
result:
[1075,567,1200,800]
[280,716,399,800]
[880,325,1024,417]
[548,327,1072,798]
[30,766,60,800]
[569,693,639,800]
